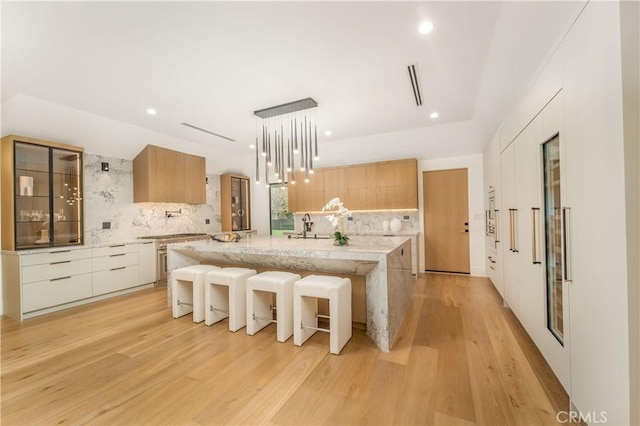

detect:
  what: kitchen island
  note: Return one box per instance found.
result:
[168,235,413,351]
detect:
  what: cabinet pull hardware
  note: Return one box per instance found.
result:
[109,244,125,248]
[50,276,71,282]
[531,208,541,264]
[110,267,126,271]
[489,265,495,270]
[562,207,573,283]
[51,250,71,254]
[142,242,153,245]
[109,253,126,257]
[488,256,496,264]
[50,260,71,265]
[508,209,519,252]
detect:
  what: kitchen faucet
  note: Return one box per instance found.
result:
[302,213,313,238]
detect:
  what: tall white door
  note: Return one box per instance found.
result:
[500,142,519,315]
[563,2,631,423]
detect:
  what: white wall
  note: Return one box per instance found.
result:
[1,94,247,174]
[418,155,485,277]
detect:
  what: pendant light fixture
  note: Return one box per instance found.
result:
[252,98,320,187]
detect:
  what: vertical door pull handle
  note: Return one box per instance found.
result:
[531,208,541,264]
[509,209,519,253]
[562,207,573,283]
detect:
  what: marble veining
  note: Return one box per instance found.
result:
[294,210,419,236]
[84,153,222,245]
[168,235,413,351]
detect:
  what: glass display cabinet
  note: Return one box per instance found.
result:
[1,135,84,250]
[220,174,251,232]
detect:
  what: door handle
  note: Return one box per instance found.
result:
[562,207,572,283]
[531,208,541,264]
[509,209,519,252]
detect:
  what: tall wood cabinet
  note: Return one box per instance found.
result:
[220,174,251,232]
[1,135,84,251]
[133,144,206,204]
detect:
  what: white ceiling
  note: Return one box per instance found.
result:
[1,1,584,162]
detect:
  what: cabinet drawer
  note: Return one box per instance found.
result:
[92,265,140,296]
[21,248,92,267]
[92,252,138,272]
[92,244,138,258]
[23,273,93,313]
[22,258,92,284]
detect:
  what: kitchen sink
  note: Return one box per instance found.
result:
[287,233,331,240]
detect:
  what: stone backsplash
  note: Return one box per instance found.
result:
[293,210,419,236]
[84,153,221,245]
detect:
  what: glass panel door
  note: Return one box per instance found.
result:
[52,148,83,245]
[14,142,51,249]
[269,183,294,235]
[230,177,251,231]
[239,177,250,231]
[543,135,563,343]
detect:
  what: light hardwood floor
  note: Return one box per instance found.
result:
[1,274,568,425]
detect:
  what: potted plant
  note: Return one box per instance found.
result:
[322,197,352,245]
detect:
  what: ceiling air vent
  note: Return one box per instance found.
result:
[181,122,235,142]
[407,64,423,106]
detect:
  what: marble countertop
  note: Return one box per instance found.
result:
[2,239,153,255]
[168,235,410,261]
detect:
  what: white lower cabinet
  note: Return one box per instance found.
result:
[23,274,93,313]
[2,242,156,320]
[138,241,156,284]
[92,265,140,296]
[91,244,141,296]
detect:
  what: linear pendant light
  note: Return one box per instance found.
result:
[253,98,320,187]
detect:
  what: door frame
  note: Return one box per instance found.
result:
[417,157,486,277]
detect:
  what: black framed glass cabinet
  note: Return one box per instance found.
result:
[1,135,84,250]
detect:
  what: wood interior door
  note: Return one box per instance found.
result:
[423,168,470,273]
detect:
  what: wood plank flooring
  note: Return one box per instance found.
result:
[1,273,569,425]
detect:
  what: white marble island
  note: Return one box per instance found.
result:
[168,235,413,351]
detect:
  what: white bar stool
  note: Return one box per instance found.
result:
[204,267,257,331]
[293,275,352,355]
[172,264,220,323]
[246,271,301,342]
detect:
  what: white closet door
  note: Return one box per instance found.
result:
[563,1,630,423]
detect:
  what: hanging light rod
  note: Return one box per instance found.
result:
[254,97,318,119]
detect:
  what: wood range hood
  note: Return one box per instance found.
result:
[133,144,206,204]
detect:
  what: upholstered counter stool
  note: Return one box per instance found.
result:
[293,275,352,355]
[204,267,257,331]
[246,271,301,342]
[172,264,220,323]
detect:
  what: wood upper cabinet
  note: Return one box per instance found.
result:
[288,169,326,212]
[133,145,205,204]
[287,159,417,212]
[366,159,418,210]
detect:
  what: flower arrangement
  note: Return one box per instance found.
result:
[322,197,352,245]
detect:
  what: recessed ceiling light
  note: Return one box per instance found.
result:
[430,112,439,119]
[146,108,157,115]
[325,130,332,136]
[418,21,434,34]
